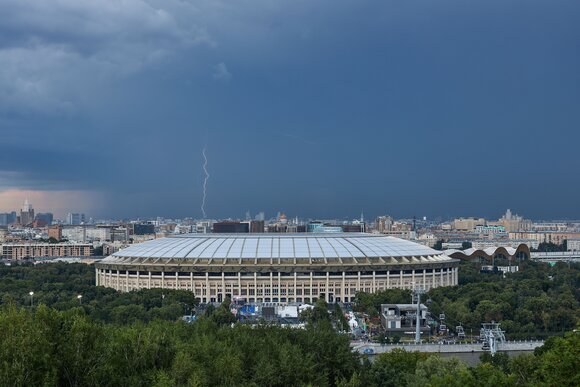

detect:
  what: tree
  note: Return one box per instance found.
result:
[366,349,430,386]
[536,332,580,386]
[209,298,236,326]
[301,298,331,326]
[410,355,471,386]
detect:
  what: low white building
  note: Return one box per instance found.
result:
[567,239,580,252]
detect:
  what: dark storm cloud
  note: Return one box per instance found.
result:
[1,0,579,219]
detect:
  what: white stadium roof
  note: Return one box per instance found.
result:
[111,233,440,260]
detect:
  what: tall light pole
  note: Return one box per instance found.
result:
[77,295,82,304]
[29,291,34,307]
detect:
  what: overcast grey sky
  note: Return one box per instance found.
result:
[0,0,579,220]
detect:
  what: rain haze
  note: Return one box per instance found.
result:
[1,0,579,220]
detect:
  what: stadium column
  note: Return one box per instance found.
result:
[175,272,179,290]
[205,273,210,302]
[423,269,426,288]
[399,270,403,289]
[341,272,346,303]
[253,273,257,302]
[309,272,313,303]
[412,268,415,285]
[270,272,273,301]
[357,271,361,293]
[95,268,99,286]
[386,270,390,288]
[372,271,376,292]
[125,270,129,292]
[222,272,226,301]
[440,268,444,286]
[116,269,120,290]
[237,272,241,299]
[137,271,140,288]
[148,271,152,289]
[326,272,330,303]
[293,272,297,303]
[432,270,436,288]
[190,272,194,292]
[446,268,450,285]
[277,272,281,302]
[161,271,165,288]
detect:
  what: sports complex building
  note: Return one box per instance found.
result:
[95,234,459,304]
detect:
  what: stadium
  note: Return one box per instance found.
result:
[95,234,459,304]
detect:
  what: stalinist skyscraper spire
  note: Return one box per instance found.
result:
[19,199,34,225]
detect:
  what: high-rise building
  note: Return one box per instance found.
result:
[67,213,86,225]
[19,199,35,225]
[0,213,11,226]
[492,209,532,232]
[376,216,394,233]
[35,213,54,226]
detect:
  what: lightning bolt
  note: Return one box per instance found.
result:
[201,147,209,218]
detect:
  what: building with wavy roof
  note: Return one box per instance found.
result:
[443,244,530,264]
[95,233,459,304]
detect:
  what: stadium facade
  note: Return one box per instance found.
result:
[95,234,459,303]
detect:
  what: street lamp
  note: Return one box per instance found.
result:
[29,291,34,307]
[77,295,82,304]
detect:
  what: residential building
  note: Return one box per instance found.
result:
[1,243,94,260]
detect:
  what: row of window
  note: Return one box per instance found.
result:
[101,268,454,276]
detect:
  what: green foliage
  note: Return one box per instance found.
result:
[535,331,580,386]
[426,261,580,339]
[208,298,237,326]
[533,241,567,252]
[354,288,411,317]
[301,298,332,326]
[354,334,579,387]
[0,263,198,324]
[0,305,358,386]
[0,262,578,386]
[410,355,471,386]
[365,349,431,386]
[93,245,104,256]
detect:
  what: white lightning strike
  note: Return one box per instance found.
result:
[201,147,209,218]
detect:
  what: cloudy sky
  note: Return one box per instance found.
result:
[1,0,579,220]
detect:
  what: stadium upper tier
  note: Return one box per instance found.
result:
[107,233,441,261]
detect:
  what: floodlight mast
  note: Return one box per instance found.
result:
[412,284,427,344]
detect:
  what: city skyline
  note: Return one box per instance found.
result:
[1,1,579,219]
[0,196,577,224]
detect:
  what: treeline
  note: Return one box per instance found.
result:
[0,263,197,324]
[0,306,357,386]
[428,261,579,339]
[0,305,577,387]
[353,261,579,339]
[532,240,568,252]
[345,333,579,387]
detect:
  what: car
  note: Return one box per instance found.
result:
[363,348,375,355]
